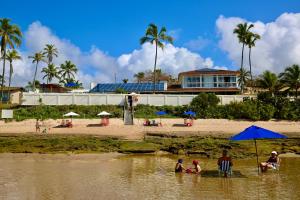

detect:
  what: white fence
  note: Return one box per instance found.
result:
[21,93,256,106]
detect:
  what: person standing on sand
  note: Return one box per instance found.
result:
[35,119,41,133]
[175,159,185,173]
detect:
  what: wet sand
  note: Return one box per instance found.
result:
[0,119,299,139]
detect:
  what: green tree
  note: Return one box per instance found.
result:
[43,44,58,64]
[279,64,300,98]
[59,60,78,81]
[122,79,128,83]
[245,32,260,81]
[41,64,59,84]
[238,67,250,94]
[233,23,254,72]
[140,23,173,93]
[5,49,21,87]
[0,18,22,101]
[26,80,40,91]
[257,70,279,95]
[28,52,45,91]
[134,72,145,83]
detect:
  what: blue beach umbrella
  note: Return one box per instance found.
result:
[156,111,167,116]
[184,111,196,117]
[155,111,167,124]
[230,125,287,173]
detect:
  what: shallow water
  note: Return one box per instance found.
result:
[0,153,299,200]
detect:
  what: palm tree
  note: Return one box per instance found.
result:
[26,80,40,91]
[0,18,22,101]
[279,64,300,98]
[245,32,261,81]
[122,79,128,84]
[5,49,21,87]
[0,75,4,85]
[43,44,58,64]
[257,70,279,95]
[134,72,145,83]
[140,23,173,93]
[59,60,78,82]
[238,67,251,94]
[233,23,254,71]
[41,64,59,84]
[28,52,45,91]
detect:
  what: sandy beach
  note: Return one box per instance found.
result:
[0,118,299,139]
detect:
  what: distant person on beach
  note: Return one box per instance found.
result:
[260,151,280,172]
[175,159,185,173]
[35,119,41,133]
[218,150,233,177]
[192,160,201,174]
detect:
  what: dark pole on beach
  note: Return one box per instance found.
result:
[254,139,259,174]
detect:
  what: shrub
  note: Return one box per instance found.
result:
[190,93,220,118]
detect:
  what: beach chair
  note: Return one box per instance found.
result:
[218,160,232,177]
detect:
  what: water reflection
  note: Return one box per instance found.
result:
[0,154,299,200]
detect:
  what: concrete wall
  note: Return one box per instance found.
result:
[21,92,256,106]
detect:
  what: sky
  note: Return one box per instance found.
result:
[1,0,300,88]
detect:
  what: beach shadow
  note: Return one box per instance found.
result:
[172,124,188,127]
[53,125,69,128]
[86,124,104,127]
[200,170,247,178]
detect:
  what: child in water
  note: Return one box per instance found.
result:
[175,159,185,173]
[192,160,202,174]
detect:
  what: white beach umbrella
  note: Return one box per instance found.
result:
[63,112,79,117]
[97,111,111,116]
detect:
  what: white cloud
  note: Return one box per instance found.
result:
[184,36,211,51]
[117,43,219,77]
[216,13,300,74]
[1,21,231,88]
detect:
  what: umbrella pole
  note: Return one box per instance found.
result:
[254,139,259,174]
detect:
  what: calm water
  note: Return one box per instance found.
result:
[0,153,299,200]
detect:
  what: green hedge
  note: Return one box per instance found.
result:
[9,93,300,121]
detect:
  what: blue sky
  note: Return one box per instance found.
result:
[1,0,300,86]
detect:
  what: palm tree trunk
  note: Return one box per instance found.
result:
[241,43,245,70]
[153,40,158,94]
[8,62,12,87]
[249,47,253,81]
[32,62,39,92]
[1,48,7,102]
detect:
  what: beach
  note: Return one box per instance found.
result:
[0,118,299,139]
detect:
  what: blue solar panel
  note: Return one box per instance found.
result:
[90,83,165,93]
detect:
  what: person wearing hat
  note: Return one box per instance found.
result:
[260,151,280,172]
[175,159,185,173]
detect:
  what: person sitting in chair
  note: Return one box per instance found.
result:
[260,151,280,172]
[218,150,233,177]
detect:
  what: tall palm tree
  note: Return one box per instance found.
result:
[279,64,300,98]
[238,67,251,94]
[233,23,254,71]
[41,64,59,84]
[258,70,278,95]
[43,44,58,64]
[59,60,78,81]
[134,72,145,83]
[28,52,45,91]
[245,32,261,81]
[5,49,21,87]
[140,23,173,93]
[0,18,22,101]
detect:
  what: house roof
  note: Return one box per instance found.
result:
[0,87,24,92]
[178,68,239,77]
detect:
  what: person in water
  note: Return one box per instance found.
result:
[260,151,280,172]
[175,159,185,173]
[218,150,233,177]
[192,160,201,174]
